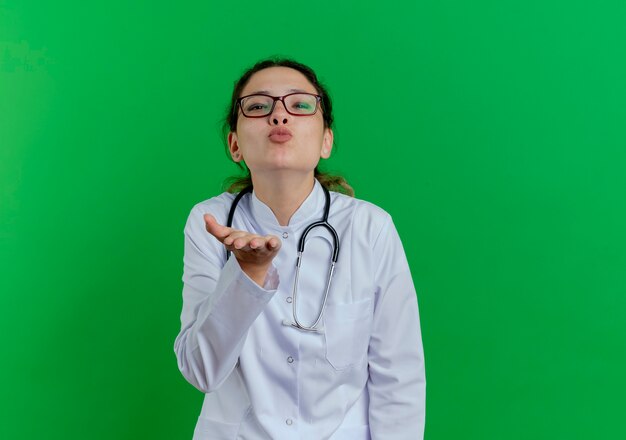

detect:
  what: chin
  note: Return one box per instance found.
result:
[253,162,317,174]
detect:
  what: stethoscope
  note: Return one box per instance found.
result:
[226,185,339,333]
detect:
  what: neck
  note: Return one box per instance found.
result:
[251,171,316,226]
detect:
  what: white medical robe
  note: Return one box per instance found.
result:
[174,179,426,439]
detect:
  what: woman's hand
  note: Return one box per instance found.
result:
[204,214,281,286]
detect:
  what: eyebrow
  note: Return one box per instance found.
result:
[247,88,312,95]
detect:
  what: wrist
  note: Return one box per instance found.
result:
[238,261,271,287]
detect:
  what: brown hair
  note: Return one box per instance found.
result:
[222,57,354,197]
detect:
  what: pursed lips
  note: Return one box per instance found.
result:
[268,127,292,143]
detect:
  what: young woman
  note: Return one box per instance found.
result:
[174,59,426,439]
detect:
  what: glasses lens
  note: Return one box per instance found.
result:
[240,95,274,116]
[284,94,318,115]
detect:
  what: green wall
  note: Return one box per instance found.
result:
[2,1,625,438]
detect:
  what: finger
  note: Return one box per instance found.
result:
[265,235,281,251]
[232,235,259,250]
[223,231,250,246]
[204,214,232,241]
[250,235,273,249]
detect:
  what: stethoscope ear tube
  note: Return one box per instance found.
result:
[297,220,340,263]
[297,186,340,262]
[225,185,253,260]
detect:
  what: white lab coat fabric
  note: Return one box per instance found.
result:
[174,179,426,440]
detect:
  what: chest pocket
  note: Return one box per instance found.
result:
[323,298,373,371]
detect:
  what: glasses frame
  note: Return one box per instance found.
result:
[237,92,322,118]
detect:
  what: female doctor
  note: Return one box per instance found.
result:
[174,58,426,439]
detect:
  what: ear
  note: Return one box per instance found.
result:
[320,128,334,159]
[228,132,243,162]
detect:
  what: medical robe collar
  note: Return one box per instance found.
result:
[250,178,326,229]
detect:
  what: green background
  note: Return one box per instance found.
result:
[2,0,625,438]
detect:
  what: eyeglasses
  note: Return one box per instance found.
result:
[237,93,322,118]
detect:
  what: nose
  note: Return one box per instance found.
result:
[268,98,289,125]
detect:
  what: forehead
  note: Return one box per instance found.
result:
[241,67,317,96]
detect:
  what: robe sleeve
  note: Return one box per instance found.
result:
[368,216,426,439]
[174,203,279,393]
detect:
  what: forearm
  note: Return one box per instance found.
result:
[175,257,277,392]
[368,272,426,438]
[367,217,426,438]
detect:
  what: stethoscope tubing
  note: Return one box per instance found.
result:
[226,184,339,332]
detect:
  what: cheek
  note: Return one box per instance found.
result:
[303,120,326,143]
[236,123,261,146]
[311,131,327,152]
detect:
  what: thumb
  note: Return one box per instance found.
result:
[204,214,232,241]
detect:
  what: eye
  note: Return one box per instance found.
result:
[292,101,313,110]
[241,95,273,114]
[245,101,270,112]
[287,94,317,113]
